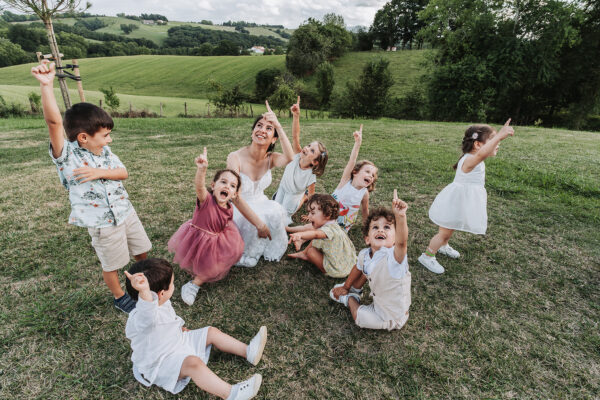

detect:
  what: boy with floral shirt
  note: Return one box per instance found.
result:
[32,60,151,313]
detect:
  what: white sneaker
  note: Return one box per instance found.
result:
[227,374,262,400]
[329,283,362,304]
[181,281,200,306]
[246,326,267,366]
[418,253,445,274]
[338,293,361,307]
[438,244,460,259]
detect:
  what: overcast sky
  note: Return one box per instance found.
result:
[83,0,386,28]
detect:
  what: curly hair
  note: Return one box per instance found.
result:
[351,160,378,192]
[306,194,339,220]
[362,208,395,237]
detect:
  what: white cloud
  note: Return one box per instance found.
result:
[87,0,387,28]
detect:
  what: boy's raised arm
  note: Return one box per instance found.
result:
[392,189,408,263]
[32,61,64,158]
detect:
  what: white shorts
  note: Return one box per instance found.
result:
[355,304,409,331]
[87,210,152,271]
[134,327,212,394]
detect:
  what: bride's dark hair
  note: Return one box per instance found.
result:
[252,116,279,153]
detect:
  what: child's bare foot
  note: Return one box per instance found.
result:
[288,250,308,260]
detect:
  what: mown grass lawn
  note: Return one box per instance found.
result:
[0,117,598,399]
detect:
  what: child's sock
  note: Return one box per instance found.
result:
[425,248,436,258]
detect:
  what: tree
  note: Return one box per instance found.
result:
[354,27,374,51]
[213,39,239,55]
[0,38,31,67]
[254,68,281,102]
[315,62,335,106]
[2,0,91,108]
[7,24,46,51]
[120,23,138,34]
[100,86,120,112]
[211,84,247,116]
[370,0,428,49]
[268,81,296,116]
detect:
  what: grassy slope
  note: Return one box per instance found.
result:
[0,51,428,103]
[0,117,598,399]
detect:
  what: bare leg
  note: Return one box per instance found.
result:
[192,276,204,286]
[103,270,124,298]
[206,327,247,358]
[134,252,147,261]
[426,227,454,254]
[348,297,360,320]
[178,355,231,399]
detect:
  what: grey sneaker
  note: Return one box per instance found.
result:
[329,284,362,304]
[438,244,460,259]
[114,293,136,313]
[227,374,262,400]
[338,293,361,307]
[181,281,200,306]
[418,253,445,274]
[246,326,267,366]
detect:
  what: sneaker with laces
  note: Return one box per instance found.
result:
[246,326,267,366]
[418,253,445,274]
[181,281,200,306]
[329,284,362,304]
[227,374,262,400]
[114,293,136,313]
[338,292,361,307]
[438,244,460,258]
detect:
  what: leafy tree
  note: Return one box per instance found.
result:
[268,80,296,115]
[286,19,332,76]
[120,23,138,34]
[0,38,31,67]
[254,68,282,102]
[321,13,352,58]
[74,17,106,31]
[100,86,120,111]
[213,39,239,55]
[371,0,428,50]
[354,27,374,51]
[7,24,46,51]
[315,62,335,105]
[211,84,247,116]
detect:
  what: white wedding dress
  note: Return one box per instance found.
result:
[233,169,289,267]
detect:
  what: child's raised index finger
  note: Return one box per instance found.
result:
[359,124,363,134]
[124,270,132,279]
[297,96,300,105]
[504,118,511,126]
[393,189,398,200]
[265,100,272,113]
[203,146,207,157]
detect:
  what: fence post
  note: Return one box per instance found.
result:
[306,109,308,120]
[129,102,132,114]
[72,59,85,102]
[207,104,210,117]
[99,99,103,108]
[160,102,163,117]
[250,104,253,118]
[185,102,187,116]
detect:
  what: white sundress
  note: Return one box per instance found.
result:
[233,169,289,267]
[428,153,487,234]
[332,181,367,232]
[273,153,317,222]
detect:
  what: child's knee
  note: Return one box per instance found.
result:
[181,355,206,375]
[206,326,220,342]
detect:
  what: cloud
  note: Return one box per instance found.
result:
[87,0,387,27]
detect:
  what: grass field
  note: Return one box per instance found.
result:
[0,51,429,108]
[0,117,598,399]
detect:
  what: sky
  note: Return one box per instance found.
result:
[83,0,387,28]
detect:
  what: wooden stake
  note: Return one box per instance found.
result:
[185,102,187,116]
[99,99,103,108]
[72,59,85,102]
[160,102,163,117]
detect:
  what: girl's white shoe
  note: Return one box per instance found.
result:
[418,253,445,274]
[246,326,267,366]
[227,374,262,400]
[180,281,200,306]
[438,244,460,258]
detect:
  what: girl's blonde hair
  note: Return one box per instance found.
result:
[311,141,328,177]
[351,160,378,192]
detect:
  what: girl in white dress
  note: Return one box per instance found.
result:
[332,125,377,232]
[418,119,515,274]
[227,101,295,267]
[274,97,328,222]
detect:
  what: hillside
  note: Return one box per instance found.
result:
[0,51,430,101]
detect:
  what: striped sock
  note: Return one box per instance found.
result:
[425,249,436,257]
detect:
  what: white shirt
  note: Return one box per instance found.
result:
[357,247,408,279]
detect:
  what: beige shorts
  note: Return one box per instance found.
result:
[88,210,152,271]
[355,304,409,331]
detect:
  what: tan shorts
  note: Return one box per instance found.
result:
[88,210,152,271]
[355,304,409,331]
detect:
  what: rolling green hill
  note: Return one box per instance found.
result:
[0,51,430,102]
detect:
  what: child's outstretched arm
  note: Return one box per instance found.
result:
[31,60,63,158]
[463,118,515,172]
[392,189,408,263]
[335,124,363,191]
[360,190,370,223]
[194,147,209,204]
[263,100,295,167]
[288,229,327,250]
[285,223,313,233]
[291,96,302,154]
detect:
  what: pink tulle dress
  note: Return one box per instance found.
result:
[168,194,244,282]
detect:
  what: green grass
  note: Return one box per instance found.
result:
[0,117,598,399]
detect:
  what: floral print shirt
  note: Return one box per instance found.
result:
[50,140,133,228]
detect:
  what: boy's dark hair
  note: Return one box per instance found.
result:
[306,193,339,220]
[362,208,395,237]
[453,125,495,170]
[208,169,242,194]
[125,258,173,301]
[351,160,378,192]
[311,141,328,177]
[64,102,114,142]
[252,116,279,153]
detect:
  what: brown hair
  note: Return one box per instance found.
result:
[453,125,495,170]
[252,116,279,153]
[362,208,395,238]
[126,258,173,301]
[64,102,114,142]
[311,141,328,177]
[306,194,339,220]
[209,169,242,193]
[351,160,378,192]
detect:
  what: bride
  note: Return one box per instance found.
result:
[227,101,295,267]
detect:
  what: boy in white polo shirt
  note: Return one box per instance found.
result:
[330,190,411,330]
[32,60,151,313]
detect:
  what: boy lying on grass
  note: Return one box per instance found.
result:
[330,190,411,331]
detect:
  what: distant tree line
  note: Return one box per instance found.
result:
[164,25,286,52]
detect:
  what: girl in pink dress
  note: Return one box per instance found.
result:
[168,148,244,306]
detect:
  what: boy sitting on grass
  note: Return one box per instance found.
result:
[330,190,411,331]
[32,60,151,313]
